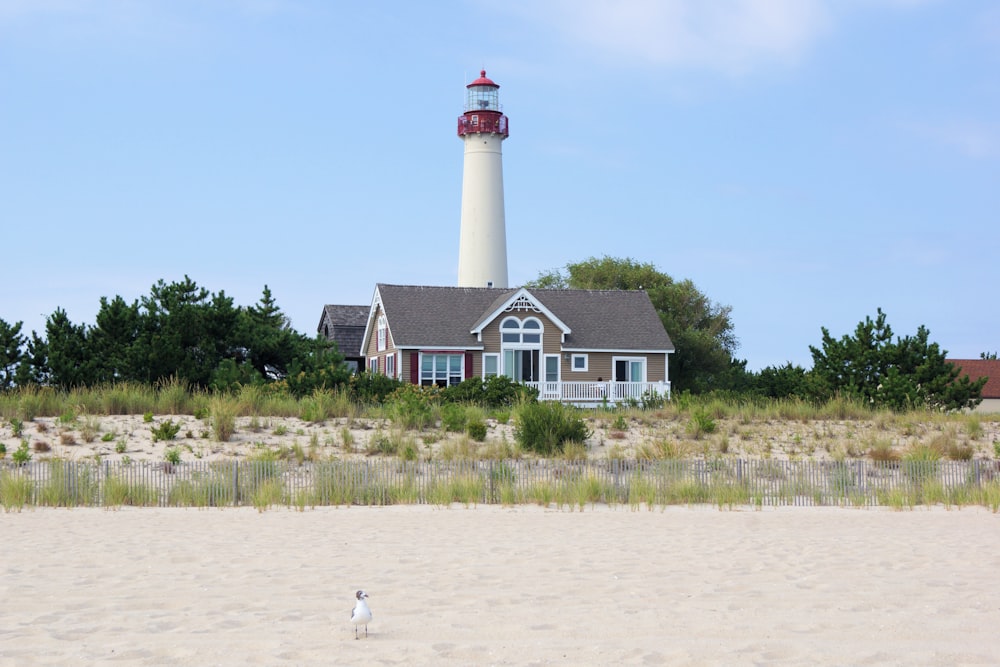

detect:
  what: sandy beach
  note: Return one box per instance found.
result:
[1,505,998,666]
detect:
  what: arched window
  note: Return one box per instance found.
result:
[500,317,543,382]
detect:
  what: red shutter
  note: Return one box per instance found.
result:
[465,353,474,379]
[410,352,419,385]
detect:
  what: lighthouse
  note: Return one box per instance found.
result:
[457,70,509,288]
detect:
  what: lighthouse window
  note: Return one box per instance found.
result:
[471,114,479,126]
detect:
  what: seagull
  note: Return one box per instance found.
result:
[351,590,372,639]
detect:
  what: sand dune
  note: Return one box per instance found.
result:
[1,505,998,666]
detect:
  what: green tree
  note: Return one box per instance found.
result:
[90,295,143,382]
[137,276,241,386]
[240,285,312,381]
[0,317,25,390]
[44,308,96,388]
[14,331,48,386]
[809,308,985,411]
[528,256,737,393]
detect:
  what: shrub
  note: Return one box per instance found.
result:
[349,372,404,405]
[466,419,488,442]
[210,397,238,442]
[389,385,438,430]
[514,402,590,455]
[441,403,468,432]
[164,447,182,466]
[868,438,899,463]
[12,441,31,465]
[0,442,6,458]
[9,418,23,437]
[143,412,154,423]
[151,419,182,442]
[686,410,716,438]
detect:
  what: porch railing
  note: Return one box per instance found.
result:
[526,380,671,405]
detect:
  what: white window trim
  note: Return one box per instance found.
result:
[385,352,396,379]
[543,354,560,383]
[571,354,588,372]
[369,356,379,374]
[483,353,499,379]
[612,356,647,383]
[419,352,465,387]
[376,316,387,351]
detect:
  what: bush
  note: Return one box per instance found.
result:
[150,419,182,442]
[210,397,238,442]
[388,384,438,430]
[514,402,590,455]
[349,372,404,405]
[466,419,487,442]
[440,403,468,432]
[12,441,32,465]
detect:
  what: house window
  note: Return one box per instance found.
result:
[613,357,646,383]
[421,353,463,387]
[376,316,387,351]
[483,354,499,378]
[385,353,396,379]
[571,354,588,372]
[369,357,379,374]
[500,317,543,382]
[544,355,559,383]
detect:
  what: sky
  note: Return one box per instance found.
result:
[1,0,997,372]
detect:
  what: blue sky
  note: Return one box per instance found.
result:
[2,0,997,372]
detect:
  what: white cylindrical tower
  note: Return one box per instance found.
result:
[457,69,509,288]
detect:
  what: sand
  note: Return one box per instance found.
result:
[1,505,998,666]
[4,412,999,465]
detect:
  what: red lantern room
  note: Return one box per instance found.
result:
[457,70,509,138]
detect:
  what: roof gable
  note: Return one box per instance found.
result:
[370,284,674,352]
[318,305,369,357]
[470,287,571,341]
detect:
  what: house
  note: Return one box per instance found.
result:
[947,359,1000,414]
[356,283,674,405]
[317,305,370,373]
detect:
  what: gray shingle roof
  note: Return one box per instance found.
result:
[318,305,370,357]
[375,284,673,352]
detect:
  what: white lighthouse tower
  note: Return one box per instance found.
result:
[457,70,509,288]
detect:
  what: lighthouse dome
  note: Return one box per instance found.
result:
[467,69,499,89]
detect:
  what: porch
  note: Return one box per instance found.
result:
[525,380,671,406]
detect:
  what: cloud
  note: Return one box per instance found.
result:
[500,0,832,74]
[907,120,1000,159]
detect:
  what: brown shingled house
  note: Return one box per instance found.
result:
[317,305,369,373]
[351,284,674,405]
[947,359,1000,414]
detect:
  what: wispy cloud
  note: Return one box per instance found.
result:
[907,120,1000,159]
[500,0,832,75]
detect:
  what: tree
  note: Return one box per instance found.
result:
[90,296,142,382]
[0,317,25,390]
[982,351,998,360]
[44,308,96,388]
[240,285,312,381]
[528,256,737,393]
[809,308,985,411]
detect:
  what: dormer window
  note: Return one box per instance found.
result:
[376,315,387,351]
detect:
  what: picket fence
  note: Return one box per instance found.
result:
[3,458,999,509]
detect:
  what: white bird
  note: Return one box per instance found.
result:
[350,590,372,639]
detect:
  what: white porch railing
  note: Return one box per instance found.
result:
[524,381,671,405]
